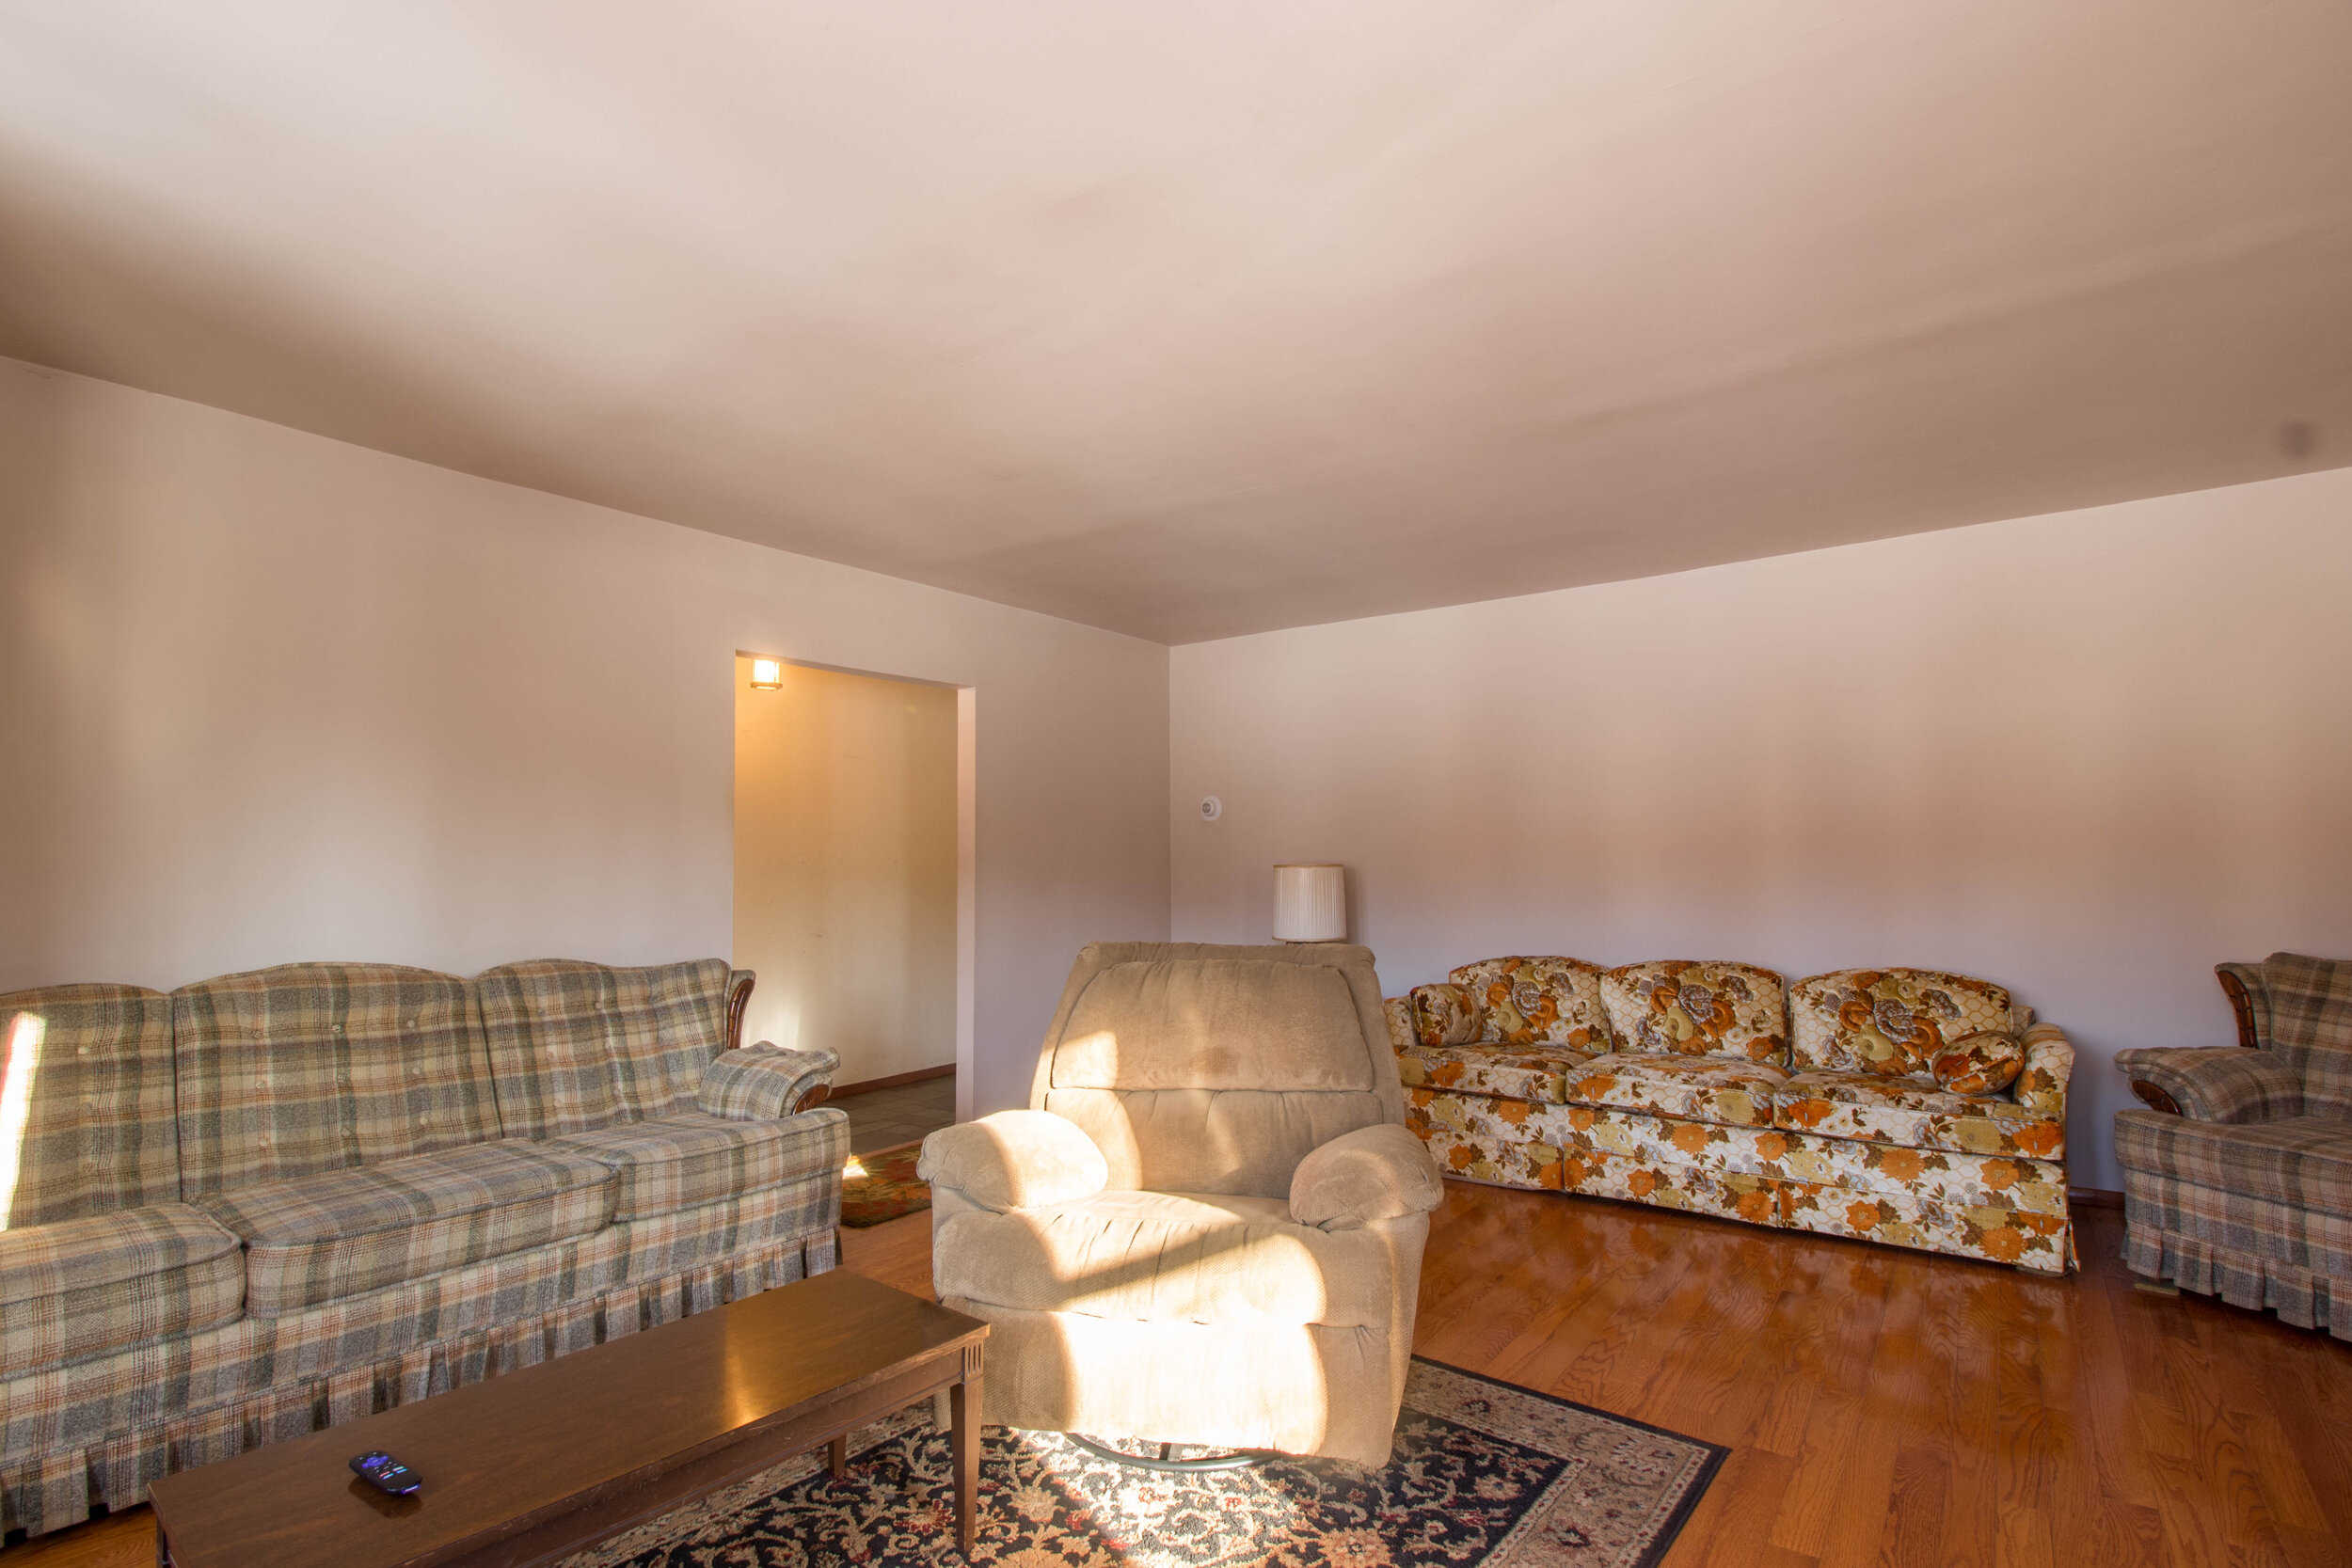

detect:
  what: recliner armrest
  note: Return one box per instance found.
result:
[918,1111,1108,1212]
[696,1042,839,1119]
[1290,1122,1442,1231]
[2114,1046,2301,1123]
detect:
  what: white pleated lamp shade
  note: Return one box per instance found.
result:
[1272,863,1347,942]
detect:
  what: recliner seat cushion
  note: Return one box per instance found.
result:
[544,1110,849,1219]
[933,1190,1396,1328]
[0,1203,245,1371]
[2115,1112,2352,1220]
[1565,1053,1787,1128]
[1774,1069,2062,1159]
[199,1140,614,1315]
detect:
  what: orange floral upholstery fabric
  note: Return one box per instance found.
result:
[1930,1030,2026,1096]
[1772,1069,2064,1160]
[1788,969,2014,1077]
[1599,960,1789,1065]
[1563,1053,1785,1129]
[1406,984,1479,1049]
[1446,957,1610,1051]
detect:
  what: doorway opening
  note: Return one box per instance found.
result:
[733,655,968,1155]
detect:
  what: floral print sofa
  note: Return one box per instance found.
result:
[1386,958,2075,1272]
[0,958,844,1538]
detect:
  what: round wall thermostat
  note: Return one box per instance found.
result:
[1199,796,1223,821]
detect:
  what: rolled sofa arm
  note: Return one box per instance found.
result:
[918,1111,1109,1212]
[1290,1122,1443,1231]
[2013,1022,2074,1118]
[696,1042,838,1118]
[2113,1046,2301,1122]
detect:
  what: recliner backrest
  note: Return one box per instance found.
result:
[1029,942,1402,1198]
[0,983,181,1226]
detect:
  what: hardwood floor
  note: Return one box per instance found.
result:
[11,1181,2348,1565]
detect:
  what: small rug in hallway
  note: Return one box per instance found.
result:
[839,1142,930,1228]
[561,1357,1724,1568]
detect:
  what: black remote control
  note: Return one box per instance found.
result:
[349,1449,422,1496]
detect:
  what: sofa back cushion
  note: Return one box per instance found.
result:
[1032,942,1401,1198]
[2244,953,2352,1117]
[1601,961,1789,1065]
[173,964,498,1197]
[1445,958,1610,1050]
[476,958,734,1138]
[0,984,180,1226]
[1788,968,2016,1079]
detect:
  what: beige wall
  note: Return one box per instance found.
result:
[733,657,957,1088]
[1169,466,2352,1191]
[0,359,1170,1115]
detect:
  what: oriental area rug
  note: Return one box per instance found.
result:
[838,1143,931,1228]
[562,1358,1724,1568]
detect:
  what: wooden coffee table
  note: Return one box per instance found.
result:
[148,1269,988,1566]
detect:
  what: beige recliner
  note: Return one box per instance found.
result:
[919,942,1441,1467]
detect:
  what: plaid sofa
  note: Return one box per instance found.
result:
[0,958,844,1537]
[1389,958,2075,1273]
[2115,952,2352,1338]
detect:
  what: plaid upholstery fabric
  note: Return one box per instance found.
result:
[172,964,498,1196]
[546,1107,847,1219]
[607,1166,843,1281]
[695,1044,839,1120]
[2114,1110,2352,1220]
[475,958,733,1137]
[0,1205,244,1373]
[2114,1047,2302,1123]
[2238,953,2352,1117]
[2122,1203,2352,1341]
[0,1228,836,1537]
[0,985,180,1226]
[198,1141,614,1315]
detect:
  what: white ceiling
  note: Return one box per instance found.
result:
[3,2,2348,643]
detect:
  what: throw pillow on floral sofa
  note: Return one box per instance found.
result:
[1389,958,2074,1273]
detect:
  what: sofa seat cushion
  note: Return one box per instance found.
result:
[198,1140,615,1315]
[2115,1112,2352,1220]
[1564,1053,1786,1129]
[0,1203,245,1370]
[543,1110,849,1220]
[1773,1070,2063,1159]
[932,1189,1395,1329]
[1395,1041,1599,1105]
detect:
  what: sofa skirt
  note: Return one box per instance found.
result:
[1404,1085,2073,1274]
[0,1227,836,1538]
[2122,1184,2352,1341]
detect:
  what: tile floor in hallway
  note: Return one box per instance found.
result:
[835,1071,956,1155]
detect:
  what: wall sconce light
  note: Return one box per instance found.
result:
[749,657,784,690]
[1273,863,1346,942]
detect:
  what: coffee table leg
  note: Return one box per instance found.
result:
[951,1360,981,1555]
[828,1433,848,1481]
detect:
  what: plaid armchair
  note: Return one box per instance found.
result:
[2115,953,2352,1338]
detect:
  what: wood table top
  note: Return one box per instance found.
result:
[148,1269,986,1568]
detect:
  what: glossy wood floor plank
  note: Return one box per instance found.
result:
[11,1184,2352,1566]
